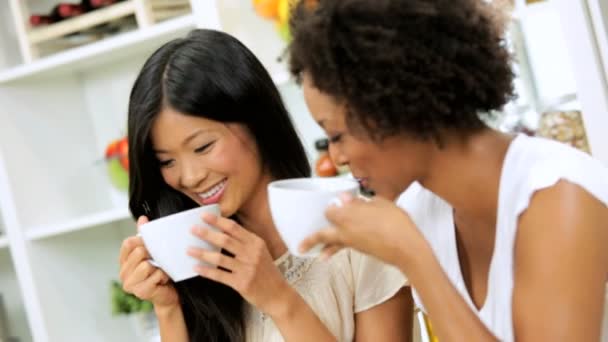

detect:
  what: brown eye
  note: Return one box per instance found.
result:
[195,141,214,153]
[329,134,342,143]
[158,159,174,168]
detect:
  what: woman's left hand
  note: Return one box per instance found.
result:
[188,213,290,316]
[299,193,428,268]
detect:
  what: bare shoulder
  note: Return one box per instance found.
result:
[516,179,608,266]
[513,180,608,340]
[518,179,608,240]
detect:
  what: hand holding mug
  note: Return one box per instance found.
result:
[299,194,427,268]
[268,177,359,257]
[118,216,179,310]
[188,213,292,316]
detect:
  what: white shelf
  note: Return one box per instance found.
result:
[0,249,33,342]
[26,207,131,241]
[513,0,549,20]
[0,236,7,249]
[28,1,136,44]
[0,13,196,84]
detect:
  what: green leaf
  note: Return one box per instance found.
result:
[110,280,154,315]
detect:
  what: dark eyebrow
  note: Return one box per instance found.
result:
[154,129,206,154]
[317,119,326,129]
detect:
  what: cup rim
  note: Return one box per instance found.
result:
[140,203,220,229]
[268,177,359,193]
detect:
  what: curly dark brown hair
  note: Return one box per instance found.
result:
[289,0,515,141]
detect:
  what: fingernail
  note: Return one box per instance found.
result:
[187,247,197,256]
[340,192,354,203]
[201,212,215,221]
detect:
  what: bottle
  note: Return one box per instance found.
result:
[314,138,338,177]
[83,0,120,10]
[30,15,56,26]
[53,3,88,19]
[30,3,89,27]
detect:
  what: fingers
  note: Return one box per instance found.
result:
[119,235,145,264]
[194,265,234,288]
[119,216,149,265]
[338,192,356,204]
[325,194,380,225]
[320,244,345,261]
[299,227,342,254]
[325,195,362,225]
[119,245,151,281]
[200,213,248,242]
[131,269,170,298]
[122,258,156,290]
[191,225,241,255]
[187,248,239,271]
[136,215,149,232]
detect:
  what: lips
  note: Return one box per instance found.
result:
[196,179,227,205]
[355,177,370,189]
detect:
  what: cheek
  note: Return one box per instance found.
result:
[211,143,241,174]
[210,138,261,182]
[160,167,179,189]
[345,141,373,165]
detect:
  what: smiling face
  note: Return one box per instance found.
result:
[302,74,431,200]
[150,107,268,217]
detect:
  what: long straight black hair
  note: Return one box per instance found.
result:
[127,29,311,341]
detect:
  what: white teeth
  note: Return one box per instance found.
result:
[199,180,226,200]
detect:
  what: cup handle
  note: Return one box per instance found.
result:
[136,233,160,268]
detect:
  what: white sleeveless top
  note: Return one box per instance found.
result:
[397,134,608,341]
[244,248,407,342]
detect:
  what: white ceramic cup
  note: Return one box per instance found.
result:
[139,204,221,282]
[268,177,359,257]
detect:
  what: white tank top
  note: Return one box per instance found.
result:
[397,134,608,341]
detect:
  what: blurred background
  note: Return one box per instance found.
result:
[0,0,606,341]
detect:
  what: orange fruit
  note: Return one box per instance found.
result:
[253,0,279,19]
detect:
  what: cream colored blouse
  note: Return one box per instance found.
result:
[244,248,408,342]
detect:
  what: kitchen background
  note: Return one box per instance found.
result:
[0,0,606,341]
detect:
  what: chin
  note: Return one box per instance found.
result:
[218,200,238,218]
[372,188,401,201]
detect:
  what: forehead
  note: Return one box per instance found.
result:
[302,74,345,128]
[152,108,222,135]
[151,108,220,142]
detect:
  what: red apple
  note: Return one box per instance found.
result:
[104,136,129,191]
[117,138,129,171]
[105,140,120,159]
[105,137,128,172]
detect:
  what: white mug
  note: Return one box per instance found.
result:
[139,204,221,282]
[268,177,359,257]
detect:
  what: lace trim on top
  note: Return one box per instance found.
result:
[254,253,315,322]
[274,252,315,285]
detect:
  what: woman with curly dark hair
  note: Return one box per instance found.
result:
[292,1,608,341]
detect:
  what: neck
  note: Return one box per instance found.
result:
[418,129,514,228]
[235,173,287,260]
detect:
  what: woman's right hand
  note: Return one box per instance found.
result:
[119,216,179,311]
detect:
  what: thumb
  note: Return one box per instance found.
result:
[325,202,349,227]
[136,215,149,233]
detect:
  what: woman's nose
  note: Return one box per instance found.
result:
[329,144,349,167]
[179,162,207,189]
